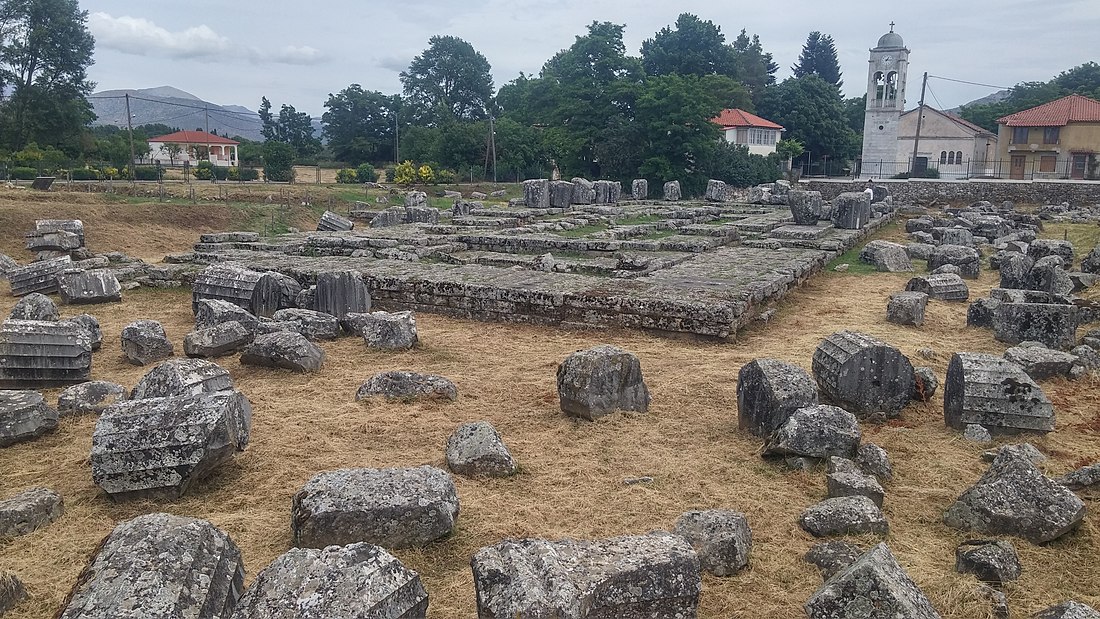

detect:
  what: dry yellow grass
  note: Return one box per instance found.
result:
[0,201,1098,618]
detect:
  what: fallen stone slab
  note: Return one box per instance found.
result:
[240,332,324,372]
[913,366,938,402]
[944,452,1086,543]
[955,539,1021,585]
[800,496,889,537]
[1057,463,1100,491]
[56,270,122,305]
[673,509,752,576]
[314,270,370,319]
[194,298,260,333]
[446,421,516,477]
[945,353,1054,434]
[231,543,429,618]
[191,264,298,318]
[0,390,59,447]
[736,358,818,438]
[25,228,81,252]
[8,292,58,321]
[856,443,894,481]
[34,219,84,245]
[805,543,941,619]
[993,303,1078,350]
[1028,239,1075,267]
[184,321,254,358]
[91,390,251,500]
[354,311,418,350]
[887,291,928,326]
[356,371,457,402]
[827,471,886,507]
[1031,601,1100,618]
[860,240,914,272]
[812,331,914,418]
[929,244,981,279]
[832,193,871,230]
[1005,344,1078,380]
[292,466,459,549]
[271,308,340,341]
[471,532,700,618]
[131,358,234,400]
[317,210,354,232]
[6,255,71,296]
[805,540,863,580]
[57,381,127,416]
[0,319,92,388]
[764,405,861,460]
[0,486,63,537]
[557,345,650,421]
[120,320,174,366]
[58,513,244,619]
[906,273,970,301]
[0,571,25,615]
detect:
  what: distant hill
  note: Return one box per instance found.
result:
[90,86,322,142]
[949,89,1013,113]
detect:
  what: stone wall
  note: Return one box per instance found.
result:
[800,179,1100,206]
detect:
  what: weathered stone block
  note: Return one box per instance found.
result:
[0,389,58,446]
[317,210,353,232]
[831,193,871,230]
[355,311,418,350]
[906,273,970,302]
[593,180,621,204]
[663,180,681,201]
[1005,344,1078,380]
[673,509,752,576]
[861,241,914,272]
[58,381,127,416]
[993,302,1077,350]
[194,298,259,333]
[8,292,58,321]
[550,180,574,208]
[0,487,63,537]
[887,291,928,326]
[945,352,1054,434]
[955,539,1021,584]
[557,345,650,420]
[446,421,516,477]
[314,270,370,320]
[57,270,122,305]
[764,405,861,459]
[271,308,340,341]
[929,244,981,279]
[185,322,254,358]
[6,255,71,296]
[811,331,914,418]
[788,190,823,225]
[705,179,728,202]
[240,332,324,372]
[631,179,648,200]
[121,319,174,366]
[571,178,595,204]
[356,371,456,402]
[800,496,889,537]
[0,319,92,387]
[523,179,550,208]
[737,358,818,438]
[1028,239,1074,267]
[805,543,940,619]
[131,358,234,400]
[292,466,459,549]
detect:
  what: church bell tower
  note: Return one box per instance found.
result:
[860,23,909,177]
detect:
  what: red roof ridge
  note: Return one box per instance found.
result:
[996,94,1100,127]
[711,108,784,130]
[147,130,240,145]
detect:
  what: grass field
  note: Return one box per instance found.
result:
[0,191,1098,618]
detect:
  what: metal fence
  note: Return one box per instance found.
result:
[804,156,1099,181]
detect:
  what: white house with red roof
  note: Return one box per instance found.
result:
[147,130,240,167]
[995,94,1100,179]
[711,109,784,156]
[895,106,998,179]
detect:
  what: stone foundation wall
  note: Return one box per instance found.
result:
[801,179,1100,206]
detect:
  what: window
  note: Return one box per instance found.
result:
[956,152,964,165]
[1012,127,1029,144]
[873,72,885,105]
[1039,155,1056,172]
[748,128,775,145]
[947,152,955,165]
[940,151,947,164]
[1043,127,1060,144]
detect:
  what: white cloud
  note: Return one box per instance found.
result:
[89,12,324,65]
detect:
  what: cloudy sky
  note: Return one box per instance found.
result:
[83,0,1100,116]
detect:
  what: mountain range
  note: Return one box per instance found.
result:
[90,86,320,141]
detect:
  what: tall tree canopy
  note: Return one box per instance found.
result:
[960,62,1100,132]
[0,0,95,153]
[258,97,320,158]
[321,85,401,165]
[792,31,843,89]
[730,30,778,106]
[757,75,860,162]
[400,35,494,124]
[640,13,737,78]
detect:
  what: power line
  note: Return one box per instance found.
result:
[926,82,946,111]
[927,74,1015,91]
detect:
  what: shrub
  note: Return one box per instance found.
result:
[70,168,100,181]
[103,167,119,179]
[394,160,417,186]
[193,161,214,180]
[133,166,160,181]
[384,166,396,182]
[417,164,434,184]
[10,167,37,180]
[335,168,358,184]
[227,167,259,181]
[436,168,457,184]
[262,141,295,182]
[356,163,378,183]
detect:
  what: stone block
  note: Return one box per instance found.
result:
[805,543,940,619]
[8,292,58,321]
[831,193,871,230]
[446,421,516,477]
[557,345,650,420]
[992,302,1077,350]
[673,509,752,576]
[631,179,648,200]
[314,270,370,320]
[356,371,456,402]
[800,496,888,537]
[57,381,127,416]
[663,180,681,201]
[811,331,914,418]
[57,270,122,305]
[764,405,861,460]
[0,487,63,537]
[887,291,928,326]
[121,320,174,366]
[0,319,93,388]
[240,332,324,372]
[523,179,550,208]
[945,353,1054,434]
[317,210,353,232]
[906,273,969,302]
[736,358,818,438]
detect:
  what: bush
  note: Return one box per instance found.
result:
[356,163,378,183]
[70,168,100,181]
[384,166,396,182]
[192,161,230,181]
[436,168,458,184]
[10,167,37,180]
[133,166,160,181]
[335,168,358,184]
[227,167,259,181]
[262,141,295,182]
[394,160,417,186]
[417,164,434,184]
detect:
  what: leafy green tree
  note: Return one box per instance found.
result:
[730,30,778,106]
[321,85,401,164]
[0,0,95,154]
[261,141,295,182]
[757,75,860,163]
[258,96,320,158]
[400,35,494,124]
[164,143,183,166]
[703,142,781,188]
[633,73,724,195]
[843,96,866,133]
[791,32,843,89]
[960,62,1100,132]
[640,14,737,78]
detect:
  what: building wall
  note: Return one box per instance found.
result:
[996,122,1100,179]
[800,177,1100,205]
[148,142,237,167]
[894,109,997,178]
[721,127,780,156]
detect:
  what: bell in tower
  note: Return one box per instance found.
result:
[859,23,910,177]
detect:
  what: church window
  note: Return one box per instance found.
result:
[956,151,963,165]
[947,152,955,165]
[885,72,898,101]
[940,151,947,164]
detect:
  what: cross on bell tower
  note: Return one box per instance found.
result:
[859,23,910,177]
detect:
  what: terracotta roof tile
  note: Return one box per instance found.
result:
[147,130,240,145]
[711,108,784,130]
[996,94,1100,127]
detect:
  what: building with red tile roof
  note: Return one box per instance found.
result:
[147,130,240,167]
[710,109,784,155]
[995,95,1100,179]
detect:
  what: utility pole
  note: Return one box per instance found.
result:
[125,94,136,182]
[394,110,400,164]
[205,103,213,182]
[490,115,497,183]
[910,72,929,176]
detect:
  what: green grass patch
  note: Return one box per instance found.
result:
[1042,222,1100,251]
[826,244,878,274]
